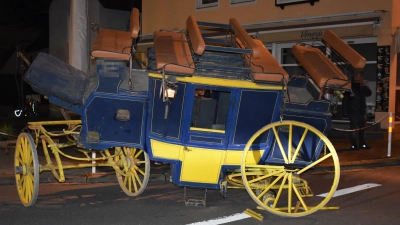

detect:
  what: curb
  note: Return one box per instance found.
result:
[315,157,400,172]
[0,172,169,185]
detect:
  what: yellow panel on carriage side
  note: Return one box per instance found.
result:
[150,139,182,160]
[180,147,224,184]
[224,150,265,165]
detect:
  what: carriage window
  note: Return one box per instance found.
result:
[191,89,230,132]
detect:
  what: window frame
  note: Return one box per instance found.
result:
[189,86,232,133]
[230,0,256,5]
[196,0,219,9]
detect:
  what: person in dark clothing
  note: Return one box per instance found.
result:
[343,72,372,150]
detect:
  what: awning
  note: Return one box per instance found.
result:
[137,10,385,52]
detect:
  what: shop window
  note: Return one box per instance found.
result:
[197,0,219,9]
[191,88,230,132]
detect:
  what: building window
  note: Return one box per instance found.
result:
[230,0,256,5]
[197,0,219,9]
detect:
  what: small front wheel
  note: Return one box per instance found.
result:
[15,133,40,206]
[115,147,150,196]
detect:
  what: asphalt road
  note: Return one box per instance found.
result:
[1,166,400,225]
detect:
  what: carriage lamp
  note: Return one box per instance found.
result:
[164,75,178,99]
[165,88,176,98]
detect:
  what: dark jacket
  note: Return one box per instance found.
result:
[343,83,372,116]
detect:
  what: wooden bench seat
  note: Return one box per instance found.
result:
[153,16,207,75]
[249,40,289,83]
[91,7,140,60]
[292,44,350,91]
[153,30,195,74]
[230,18,288,83]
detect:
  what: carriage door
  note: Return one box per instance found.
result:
[180,86,232,184]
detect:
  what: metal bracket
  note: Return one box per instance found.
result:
[184,187,207,207]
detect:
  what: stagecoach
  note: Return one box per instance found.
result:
[14,8,366,217]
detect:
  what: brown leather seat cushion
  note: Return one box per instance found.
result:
[153,31,195,74]
[249,40,289,83]
[292,45,350,90]
[91,8,140,60]
[91,29,132,60]
[322,30,366,69]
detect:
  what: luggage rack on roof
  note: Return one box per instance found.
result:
[150,16,289,86]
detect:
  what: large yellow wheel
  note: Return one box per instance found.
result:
[241,121,340,217]
[15,133,40,207]
[115,147,150,196]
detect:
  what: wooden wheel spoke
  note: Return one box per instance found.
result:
[297,153,332,175]
[130,148,137,157]
[245,165,284,170]
[27,179,32,202]
[272,173,288,208]
[288,124,292,163]
[248,169,284,184]
[288,173,293,213]
[123,174,128,187]
[27,152,33,166]
[131,174,138,192]
[23,176,29,200]
[134,149,143,159]
[272,127,288,164]
[136,160,146,164]
[256,171,286,200]
[128,175,132,192]
[133,166,145,176]
[291,128,308,163]
[18,177,24,187]
[17,156,23,165]
[292,182,308,212]
[28,171,35,181]
[17,147,24,161]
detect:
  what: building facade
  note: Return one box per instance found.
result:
[140,0,400,125]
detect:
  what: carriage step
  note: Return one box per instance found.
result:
[184,187,207,207]
[297,185,313,197]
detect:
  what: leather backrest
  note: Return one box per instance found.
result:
[322,30,366,69]
[186,16,206,55]
[130,8,140,38]
[229,18,260,59]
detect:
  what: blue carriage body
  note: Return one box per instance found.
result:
[25,51,332,190]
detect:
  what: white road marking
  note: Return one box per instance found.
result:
[188,183,381,224]
[317,183,381,198]
[187,213,251,225]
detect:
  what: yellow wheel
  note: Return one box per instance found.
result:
[115,147,150,196]
[241,121,340,217]
[15,133,40,207]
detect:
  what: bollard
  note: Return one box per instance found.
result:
[92,152,96,173]
[387,112,393,157]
